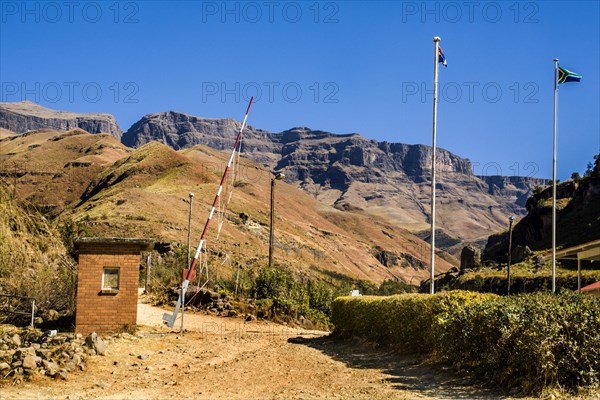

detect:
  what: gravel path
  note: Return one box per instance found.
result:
[1,298,517,399]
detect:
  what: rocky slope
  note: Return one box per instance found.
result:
[0,327,107,383]
[123,112,547,248]
[483,155,600,262]
[0,101,123,139]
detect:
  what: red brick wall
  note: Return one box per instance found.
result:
[75,243,141,335]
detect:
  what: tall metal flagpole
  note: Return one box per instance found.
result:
[552,58,559,294]
[430,36,441,295]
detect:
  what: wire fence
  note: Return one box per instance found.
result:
[0,293,36,327]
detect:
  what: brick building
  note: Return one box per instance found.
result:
[75,237,153,334]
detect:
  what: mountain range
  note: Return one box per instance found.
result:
[121,109,547,251]
[1,101,547,263]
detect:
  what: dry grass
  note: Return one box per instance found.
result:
[0,183,74,320]
[0,129,129,216]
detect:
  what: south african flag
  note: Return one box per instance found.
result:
[558,66,582,84]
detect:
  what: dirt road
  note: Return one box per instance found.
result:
[2,298,512,399]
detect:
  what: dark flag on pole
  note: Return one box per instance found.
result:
[558,66,582,84]
[438,46,447,67]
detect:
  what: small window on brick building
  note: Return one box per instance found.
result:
[102,267,120,294]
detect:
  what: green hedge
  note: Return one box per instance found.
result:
[332,291,600,394]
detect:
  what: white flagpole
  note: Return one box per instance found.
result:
[552,58,559,294]
[430,36,441,295]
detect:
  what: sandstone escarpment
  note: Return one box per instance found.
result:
[0,101,122,139]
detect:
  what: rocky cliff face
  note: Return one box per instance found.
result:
[122,111,281,165]
[272,128,474,191]
[483,156,600,261]
[0,101,123,139]
[123,112,547,248]
[481,176,548,208]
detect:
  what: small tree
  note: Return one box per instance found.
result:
[584,162,594,177]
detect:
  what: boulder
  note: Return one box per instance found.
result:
[460,245,481,271]
[534,254,545,267]
[22,355,37,369]
[94,339,107,356]
[57,368,69,380]
[85,333,107,356]
[49,336,67,345]
[22,347,36,356]
[63,361,77,372]
[47,310,60,322]
[42,360,59,376]
[72,354,82,366]
[11,334,21,347]
[511,245,532,264]
[203,290,220,304]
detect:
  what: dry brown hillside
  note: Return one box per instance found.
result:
[0,127,18,139]
[0,130,455,285]
[0,129,130,215]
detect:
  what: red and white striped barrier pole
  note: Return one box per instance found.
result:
[187,96,253,279]
[164,97,254,328]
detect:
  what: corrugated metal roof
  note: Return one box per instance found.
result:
[581,281,600,292]
[550,239,600,261]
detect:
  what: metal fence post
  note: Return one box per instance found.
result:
[31,299,35,327]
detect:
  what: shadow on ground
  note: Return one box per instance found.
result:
[289,335,509,400]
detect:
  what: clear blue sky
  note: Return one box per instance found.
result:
[1,1,599,180]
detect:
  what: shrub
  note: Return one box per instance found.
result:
[307,279,335,315]
[254,266,292,300]
[377,279,412,295]
[332,291,600,394]
[252,266,347,327]
[253,266,311,320]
